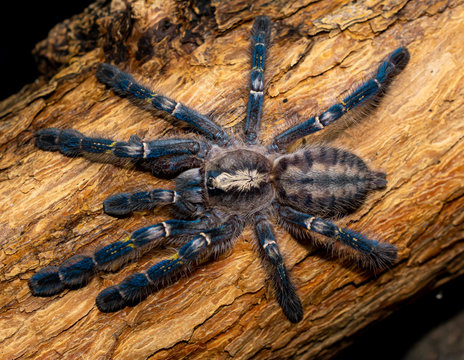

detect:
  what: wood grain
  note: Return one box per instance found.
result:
[0,0,463,359]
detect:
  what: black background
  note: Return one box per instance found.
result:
[0,1,94,101]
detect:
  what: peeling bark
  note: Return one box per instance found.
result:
[0,0,463,359]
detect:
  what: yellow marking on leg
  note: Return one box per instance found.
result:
[166,253,183,266]
[105,141,117,155]
[142,92,157,104]
[338,227,357,242]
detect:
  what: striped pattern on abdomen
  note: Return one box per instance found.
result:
[272,147,387,218]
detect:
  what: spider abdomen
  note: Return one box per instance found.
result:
[272,147,386,218]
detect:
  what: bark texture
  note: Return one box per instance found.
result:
[1,0,463,359]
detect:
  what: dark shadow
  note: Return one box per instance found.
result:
[1,1,95,101]
[332,274,464,360]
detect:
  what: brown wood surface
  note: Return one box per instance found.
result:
[1,0,463,359]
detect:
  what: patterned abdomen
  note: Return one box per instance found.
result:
[272,147,386,218]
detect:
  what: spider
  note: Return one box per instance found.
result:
[29,16,409,323]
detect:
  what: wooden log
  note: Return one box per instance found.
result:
[0,0,463,358]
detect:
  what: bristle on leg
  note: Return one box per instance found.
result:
[96,286,126,313]
[103,189,176,217]
[28,266,64,296]
[94,218,242,312]
[255,215,303,323]
[277,205,398,270]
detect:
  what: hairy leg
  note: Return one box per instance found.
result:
[243,16,271,144]
[35,129,209,160]
[255,214,303,323]
[269,47,410,151]
[277,204,397,269]
[95,216,243,312]
[97,64,230,145]
[28,216,217,297]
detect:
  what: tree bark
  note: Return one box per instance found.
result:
[1,0,463,359]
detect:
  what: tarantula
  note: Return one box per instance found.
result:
[29,16,409,323]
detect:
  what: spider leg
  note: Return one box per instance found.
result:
[28,216,217,297]
[137,153,203,178]
[96,63,230,145]
[95,216,243,312]
[269,47,410,151]
[255,214,303,323]
[103,182,204,218]
[243,16,271,144]
[35,128,210,160]
[103,189,176,217]
[276,204,397,269]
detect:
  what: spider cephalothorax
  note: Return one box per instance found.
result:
[29,16,409,323]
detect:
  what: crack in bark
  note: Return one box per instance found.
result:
[271,47,359,99]
[273,1,323,22]
[25,306,94,359]
[145,288,262,359]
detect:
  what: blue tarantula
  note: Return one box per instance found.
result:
[29,16,409,323]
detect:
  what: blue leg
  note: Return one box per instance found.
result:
[244,16,271,144]
[103,189,176,216]
[255,214,303,323]
[105,161,204,217]
[28,217,216,297]
[96,64,230,145]
[95,216,243,312]
[269,47,410,151]
[35,128,210,159]
[103,182,205,219]
[138,154,203,179]
[277,205,397,269]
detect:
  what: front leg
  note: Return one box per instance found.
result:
[269,47,410,151]
[97,64,230,145]
[243,16,271,144]
[35,128,210,160]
